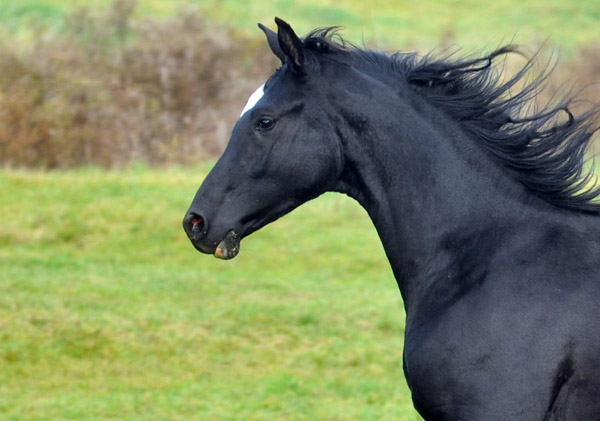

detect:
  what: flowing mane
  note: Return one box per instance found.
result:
[303,29,600,213]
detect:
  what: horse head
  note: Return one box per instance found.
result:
[183,18,345,259]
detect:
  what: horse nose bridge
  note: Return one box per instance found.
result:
[186,188,219,222]
[190,164,234,205]
[190,171,247,217]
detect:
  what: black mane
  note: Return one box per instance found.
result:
[303,29,600,213]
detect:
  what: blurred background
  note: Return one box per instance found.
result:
[1,1,599,420]
[1,0,599,168]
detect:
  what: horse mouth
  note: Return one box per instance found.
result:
[183,212,242,259]
[214,230,240,260]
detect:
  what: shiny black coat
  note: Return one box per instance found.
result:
[184,18,600,420]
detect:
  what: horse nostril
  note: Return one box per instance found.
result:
[184,212,206,240]
[191,216,204,233]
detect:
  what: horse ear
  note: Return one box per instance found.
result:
[274,17,306,74]
[258,23,286,63]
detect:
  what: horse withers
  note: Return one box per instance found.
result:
[183,18,600,420]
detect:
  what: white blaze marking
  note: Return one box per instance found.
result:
[240,84,265,117]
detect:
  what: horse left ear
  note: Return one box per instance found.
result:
[258,23,286,63]
[274,17,306,75]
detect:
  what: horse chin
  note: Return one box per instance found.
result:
[213,230,240,260]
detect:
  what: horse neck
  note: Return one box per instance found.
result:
[333,88,535,310]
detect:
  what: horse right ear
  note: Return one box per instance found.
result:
[274,17,306,75]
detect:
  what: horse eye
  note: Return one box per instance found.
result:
[256,118,275,131]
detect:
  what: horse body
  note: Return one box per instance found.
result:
[184,18,600,420]
[334,63,600,419]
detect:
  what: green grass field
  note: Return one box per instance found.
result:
[0,168,420,419]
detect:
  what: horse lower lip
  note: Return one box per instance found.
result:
[214,230,240,260]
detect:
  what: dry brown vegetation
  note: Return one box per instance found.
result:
[0,0,598,168]
[0,0,276,168]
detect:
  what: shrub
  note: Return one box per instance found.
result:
[0,0,276,168]
[0,1,597,168]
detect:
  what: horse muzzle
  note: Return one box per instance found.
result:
[183,212,241,260]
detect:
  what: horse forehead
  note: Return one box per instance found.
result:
[240,84,265,117]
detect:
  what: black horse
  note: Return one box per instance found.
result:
[183,18,600,420]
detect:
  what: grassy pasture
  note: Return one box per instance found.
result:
[0,168,420,419]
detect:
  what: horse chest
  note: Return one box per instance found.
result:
[400,279,600,420]
[400,289,556,419]
[402,324,546,419]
